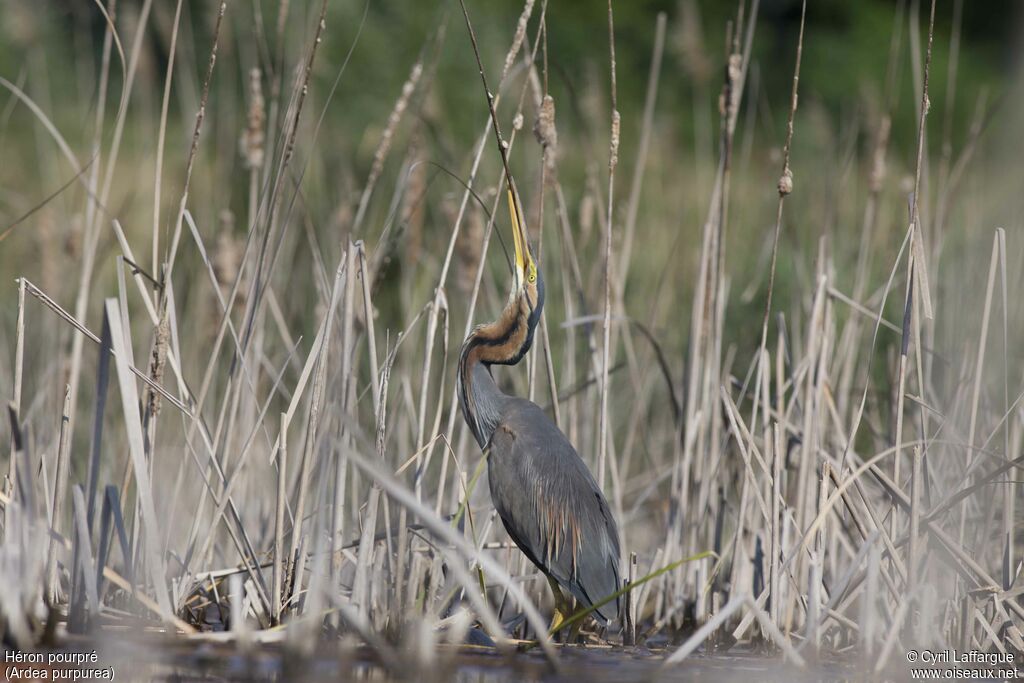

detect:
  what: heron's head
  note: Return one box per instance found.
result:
[508,189,544,319]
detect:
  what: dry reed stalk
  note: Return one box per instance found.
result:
[104,300,174,617]
[418,8,547,612]
[908,445,922,600]
[81,0,117,251]
[776,439,1024,635]
[663,593,805,667]
[907,0,936,325]
[273,412,288,625]
[891,251,914,545]
[243,68,267,250]
[352,59,424,234]
[45,385,72,604]
[5,278,25,525]
[675,9,759,620]
[69,486,98,626]
[350,241,387,620]
[997,228,1012,578]
[807,462,830,652]
[331,246,358,591]
[4,0,1024,670]
[0,489,194,634]
[287,256,346,612]
[19,279,190,417]
[873,592,911,672]
[231,0,324,367]
[179,2,318,611]
[932,0,963,249]
[596,0,619,492]
[342,443,561,666]
[151,0,183,277]
[428,3,544,526]
[617,13,666,297]
[751,0,805,437]
[525,7,554,410]
[177,222,297,585]
[128,2,236,585]
[962,233,1000,542]
[769,421,782,631]
[56,0,153,480]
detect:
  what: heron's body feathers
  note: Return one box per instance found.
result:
[487,398,621,624]
[456,220,621,629]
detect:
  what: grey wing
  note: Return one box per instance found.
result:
[488,400,621,623]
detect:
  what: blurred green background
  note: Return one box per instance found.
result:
[1,0,1022,404]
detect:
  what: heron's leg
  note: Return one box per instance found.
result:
[546,577,570,637]
[567,613,583,644]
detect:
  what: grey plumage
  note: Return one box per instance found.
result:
[487,398,621,624]
[455,191,621,629]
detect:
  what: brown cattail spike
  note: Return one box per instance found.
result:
[777,168,793,196]
[609,109,621,170]
[240,68,265,170]
[534,94,557,152]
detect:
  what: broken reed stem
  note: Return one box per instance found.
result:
[19,278,190,415]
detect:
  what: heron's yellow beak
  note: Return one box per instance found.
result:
[507,188,530,286]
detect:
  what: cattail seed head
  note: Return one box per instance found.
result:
[534,94,557,151]
[368,62,423,191]
[502,0,536,80]
[719,53,742,118]
[240,68,265,170]
[778,168,794,196]
[451,197,483,296]
[609,109,621,170]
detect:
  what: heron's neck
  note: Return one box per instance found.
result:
[458,293,536,448]
[458,358,507,448]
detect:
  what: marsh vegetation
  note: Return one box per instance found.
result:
[0,0,1022,680]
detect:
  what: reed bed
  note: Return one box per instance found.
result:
[0,0,1021,680]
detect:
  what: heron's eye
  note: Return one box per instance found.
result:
[528,271,536,283]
